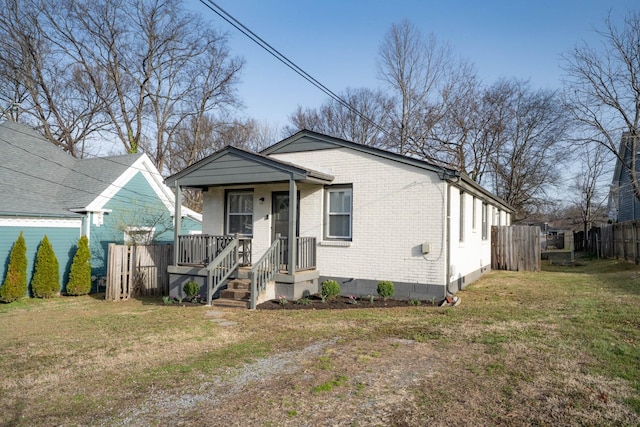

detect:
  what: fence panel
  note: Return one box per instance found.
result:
[106,244,173,300]
[597,221,640,264]
[491,225,541,272]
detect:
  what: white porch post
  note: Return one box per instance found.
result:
[288,178,297,276]
[173,181,182,266]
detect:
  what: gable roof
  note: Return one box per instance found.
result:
[262,129,458,177]
[164,145,334,188]
[0,121,200,221]
[263,130,513,212]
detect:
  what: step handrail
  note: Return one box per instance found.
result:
[249,237,282,309]
[205,237,239,305]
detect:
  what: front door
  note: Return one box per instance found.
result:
[271,191,299,242]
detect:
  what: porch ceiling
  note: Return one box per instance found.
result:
[165,145,333,188]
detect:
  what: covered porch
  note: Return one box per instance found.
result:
[165,146,333,308]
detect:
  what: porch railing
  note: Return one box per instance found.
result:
[177,235,251,266]
[250,238,282,309]
[278,236,317,271]
[205,237,240,305]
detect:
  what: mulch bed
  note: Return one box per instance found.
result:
[256,295,435,310]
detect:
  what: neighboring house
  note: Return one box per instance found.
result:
[0,121,201,294]
[610,132,640,222]
[165,130,512,308]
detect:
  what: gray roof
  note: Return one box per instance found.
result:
[164,144,334,188]
[0,121,141,217]
[264,130,514,212]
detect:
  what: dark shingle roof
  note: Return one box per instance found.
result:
[0,121,141,217]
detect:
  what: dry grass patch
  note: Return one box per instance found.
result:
[1,256,639,426]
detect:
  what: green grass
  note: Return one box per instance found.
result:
[0,257,639,425]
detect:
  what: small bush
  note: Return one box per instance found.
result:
[66,236,92,296]
[31,236,60,298]
[0,232,28,303]
[296,297,311,305]
[321,280,341,300]
[183,280,200,300]
[377,281,394,300]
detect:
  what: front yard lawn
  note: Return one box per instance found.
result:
[1,256,638,425]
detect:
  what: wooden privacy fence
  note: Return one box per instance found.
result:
[106,244,173,300]
[596,221,640,263]
[491,225,541,272]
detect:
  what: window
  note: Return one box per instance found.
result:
[325,186,352,239]
[472,197,477,230]
[226,191,253,236]
[481,202,488,240]
[459,191,465,242]
[124,226,155,246]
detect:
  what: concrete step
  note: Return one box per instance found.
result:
[212,298,250,309]
[227,279,250,290]
[236,266,251,279]
[220,289,250,299]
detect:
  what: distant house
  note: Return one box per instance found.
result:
[165,130,512,308]
[610,132,640,222]
[0,121,201,294]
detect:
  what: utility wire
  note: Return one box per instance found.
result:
[199,0,393,140]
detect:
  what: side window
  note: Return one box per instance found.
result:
[472,197,477,230]
[482,202,488,240]
[325,186,352,240]
[459,191,465,242]
[226,191,253,236]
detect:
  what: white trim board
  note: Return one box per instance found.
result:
[0,217,83,228]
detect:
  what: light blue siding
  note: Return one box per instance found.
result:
[0,225,81,295]
[89,172,201,278]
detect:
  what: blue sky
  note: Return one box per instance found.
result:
[186,0,637,130]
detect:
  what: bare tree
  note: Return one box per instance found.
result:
[0,0,243,171]
[570,143,611,248]
[562,10,640,200]
[285,87,394,148]
[0,0,108,156]
[377,20,453,154]
[489,80,570,221]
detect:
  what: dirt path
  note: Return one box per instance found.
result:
[107,337,443,426]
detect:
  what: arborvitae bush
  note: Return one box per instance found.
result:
[66,236,92,296]
[183,280,200,300]
[321,280,341,299]
[31,235,60,298]
[377,281,395,300]
[0,232,28,303]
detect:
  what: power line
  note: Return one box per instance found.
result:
[198,0,393,140]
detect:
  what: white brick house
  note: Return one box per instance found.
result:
[165,130,512,308]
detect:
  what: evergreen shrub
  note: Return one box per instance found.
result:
[321,280,341,299]
[0,232,28,303]
[183,280,200,301]
[66,236,92,296]
[377,280,395,300]
[31,235,60,298]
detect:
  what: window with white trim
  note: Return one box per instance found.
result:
[325,186,352,240]
[459,191,465,242]
[472,197,477,230]
[124,226,155,246]
[481,202,488,240]
[226,191,253,236]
